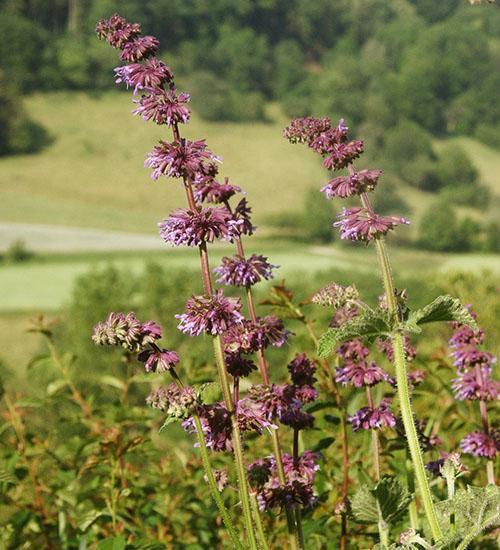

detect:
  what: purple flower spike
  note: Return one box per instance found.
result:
[115,58,174,94]
[92,312,162,352]
[460,430,499,459]
[450,346,496,371]
[308,119,350,154]
[159,207,238,247]
[321,169,382,198]
[176,290,244,336]
[214,254,277,287]
[348,399,396,431]
[138,348,180,373]
[133,88,190,126]
[334,207,409,242]
[120,35,160,62]
[193,176,243,204]
[452,367,499,401]
[335,360,389,388]
[145,138,220,180]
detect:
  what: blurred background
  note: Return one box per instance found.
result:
[1,1,500,547]
[0,0,499,386]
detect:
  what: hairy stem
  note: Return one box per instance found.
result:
[352,188,442,541]
[292,428,305,550]
[366,387,381,481]
[170,121,258,548]
[170,370,244,549]
[250,493,270,550]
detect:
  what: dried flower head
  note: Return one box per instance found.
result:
[311,282,359,309]
[146,384,198,418]
[92,312,161,352]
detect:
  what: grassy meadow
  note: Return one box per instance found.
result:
[1,91,500,375]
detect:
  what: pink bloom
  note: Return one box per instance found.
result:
[120,35,159,62]
[133,88,190,126]
[138,348,180,373]
[214,254,277,287]
[321,169,382,198]
[334,207,409,241]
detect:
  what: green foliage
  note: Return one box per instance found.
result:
[405,294,478,333]
[2,240,34,263]
[317,308,393,358]
[302,188,336,243]
[436,485,500,548]
[351,476,412,525]
[418,202,464,252]
[0,73,50,156]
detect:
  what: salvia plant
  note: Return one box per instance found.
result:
[83,13,499,549]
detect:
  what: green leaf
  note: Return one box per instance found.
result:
[46,378,69,396]
[436,484,500,546]
[405,295,478,333]
[351,476,412,525]
[97,536,126,550]
[318,309,393,358]
[0,469,18,486]
[159,416,178,432]
[312,437,335,452]
[77,510,107,532]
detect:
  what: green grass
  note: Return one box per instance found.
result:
[1,92,499,236]
[2,241,500,312]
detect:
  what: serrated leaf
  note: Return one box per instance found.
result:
[77,510,107,532]
[351,476,412,526]
[0,469,18,486]
[405,295,477,333]
[46,379,69,396]
[436,484,499,545]
[313,437,336,452]
[159,416,178,432]
[318,309,393,358]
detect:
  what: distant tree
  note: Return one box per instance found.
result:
[408,0,460,23]
[272,40,305,99]
[418,201,474,252]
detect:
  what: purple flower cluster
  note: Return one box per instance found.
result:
[159,207,239,247]
[460,430,499,459]
[321,169,382,199]
[138,348,180,373]
[348,399,396,431]
[449,313,499,460]
[214,254,277,287]
[146,139,220,181]
[284,116,409,242]
[146,384,198,419]
[176,290,243,336]
[193,176,242,204]
[249,355,317,430]
[133,89,190,126]
[336,339,390,388]
[334,207,409,242]
[223,316,290,354]
[92,312,161,352]
[114,59,174,94]
[182,399,275,452]
[248,451,319,511]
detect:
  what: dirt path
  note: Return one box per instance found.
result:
[0,222,162,253]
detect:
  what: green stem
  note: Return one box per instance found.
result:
[373,237,443,542]
[250,493,270,550]
[192,414,245,549]
[170,371,244,549]
[213,335,259,550]
[406,451,419,531]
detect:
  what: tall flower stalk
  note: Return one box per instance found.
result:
[284,117,443,541]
